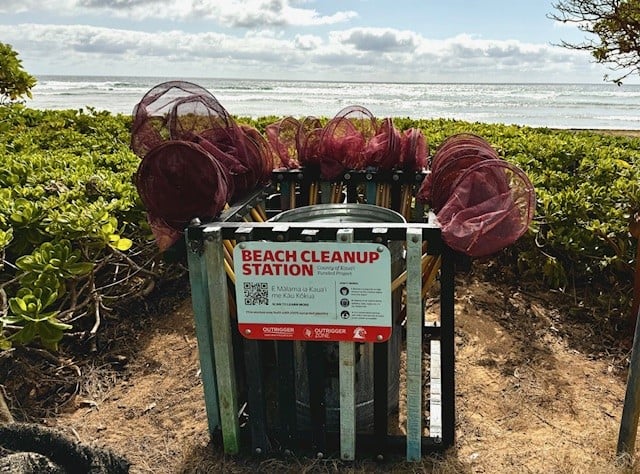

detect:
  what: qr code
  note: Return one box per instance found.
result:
[243,282,269,306]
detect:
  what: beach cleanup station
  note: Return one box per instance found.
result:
[132,82,535,462]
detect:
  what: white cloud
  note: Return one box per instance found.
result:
[0,0,75,13]
[1,22,598,82]
[0,0,357,26]
[3,23,289,58]
[334,28,418,53]
[294,34,322,51]
[208,0,358,28]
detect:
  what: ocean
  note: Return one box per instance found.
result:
[25,75,640,130]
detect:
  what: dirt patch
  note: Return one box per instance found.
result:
[454,277,628,473]
[1,264,637,473]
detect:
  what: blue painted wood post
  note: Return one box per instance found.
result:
[405,227,423,461]
[186,227,220,435]
[203,226,241,454]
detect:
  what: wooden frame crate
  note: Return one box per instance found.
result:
[185,169,455,461]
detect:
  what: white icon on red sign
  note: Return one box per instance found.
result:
[353,327,367,339]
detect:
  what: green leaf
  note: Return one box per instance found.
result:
[9,297,27,315]
[11,322,37,345]
[0,228,13,249]
[102,222,115,235]
[114,237,133,251]
[0,338,11,351]
[1,315,22,325]
[45,317,72,331]
[66,262,94,276]
[15,254,34,270]
[10,212,24,224]
[0,43,37,103]
[42,290,59,309]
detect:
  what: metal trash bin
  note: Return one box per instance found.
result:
[269,203,405,431]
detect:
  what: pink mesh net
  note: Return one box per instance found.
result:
[265,117,301,169]
[167,94,234,139]
[131,81,216,159]
[418,133,499,206]
[363,117,401,170]
[132,84,534,257]
[135,140,229,250]
[429,133,497,171]
[334,105,378,140]
[318,116,366,179]
[297,116,323,165]
[437,160,535,257]
[266,107,429,177]
[131,81,274,250]
[400,128,428,172]
[237,124,274,195]
[417,134,535,257]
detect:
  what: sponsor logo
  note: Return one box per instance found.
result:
[353,327,367,339]
[262,327,294,333]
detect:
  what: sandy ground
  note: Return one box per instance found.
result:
[17,264,631,474]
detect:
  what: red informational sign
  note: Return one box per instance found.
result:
[239,323,392,342]
[233,242,393,342]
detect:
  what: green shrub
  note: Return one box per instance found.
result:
[2,108,638,350]
[0,105,153,350]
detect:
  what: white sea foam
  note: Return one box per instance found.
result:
[24,75,640,129]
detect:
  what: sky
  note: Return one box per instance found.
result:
[0,0,627,83]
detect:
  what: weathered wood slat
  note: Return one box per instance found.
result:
[339,341,356,460]
[337,229,356,461]
[186,237,220,435]
[203,227,240,454]
[405,228,423,461]
[320,182,332,205]
[373,341,389,456]
[617,307,640,457]
[366,181,377,205]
